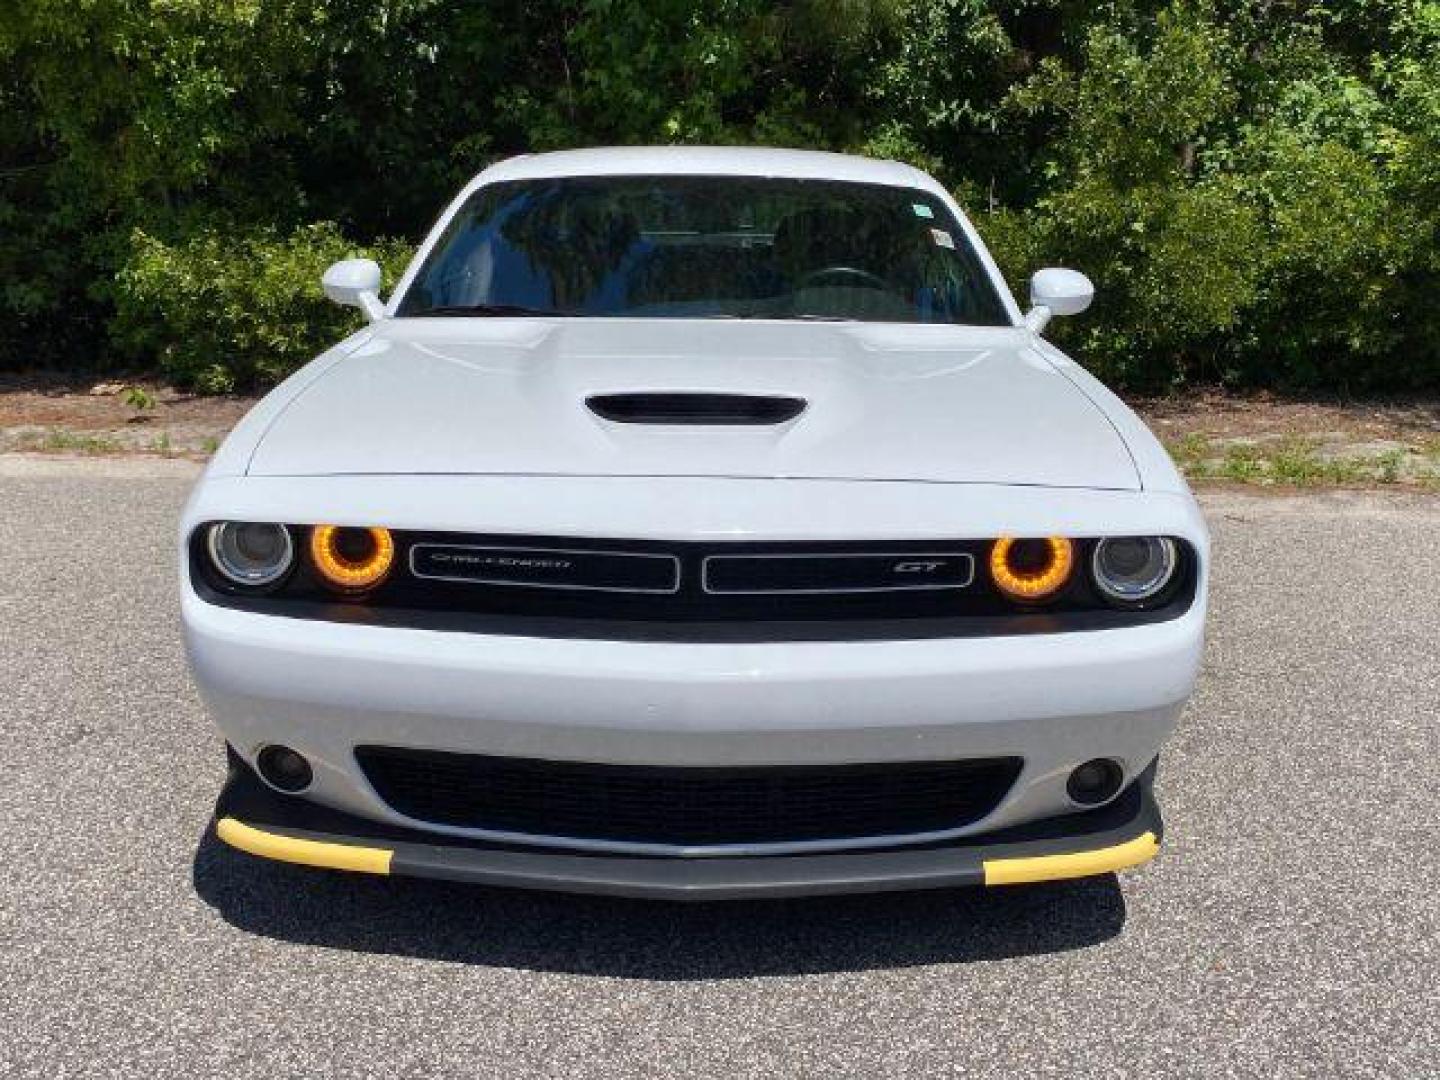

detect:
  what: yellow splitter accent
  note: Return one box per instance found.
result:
[218,814,1158,888]
[216,817,393,875]
[982,830,1159,885]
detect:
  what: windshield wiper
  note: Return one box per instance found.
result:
[411,303,568,317]
[688,312,853,321]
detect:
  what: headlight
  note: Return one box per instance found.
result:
[989,536,1074,602]
[206,522,294,587]
[1091,536,1178,603]
[309,525,395,592]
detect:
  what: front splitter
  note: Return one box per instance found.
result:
[214,758,1162,900]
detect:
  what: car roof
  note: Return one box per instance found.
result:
[474,146,942,192]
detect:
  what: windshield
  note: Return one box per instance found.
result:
[396,175,1011,325]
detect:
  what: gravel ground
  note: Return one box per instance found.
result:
[1,457,1436,1078]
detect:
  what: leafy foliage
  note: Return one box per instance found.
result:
[1,0,1437,391]
[113,224,410,390]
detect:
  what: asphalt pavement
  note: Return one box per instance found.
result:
[1,456,1436,1078]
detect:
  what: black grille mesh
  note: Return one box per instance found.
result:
[355,747,1022,847]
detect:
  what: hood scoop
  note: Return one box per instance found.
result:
[587,392,807,426]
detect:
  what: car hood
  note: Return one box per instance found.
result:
[247,320,1139,490]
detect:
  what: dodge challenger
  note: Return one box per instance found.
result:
[183,146,1208,898]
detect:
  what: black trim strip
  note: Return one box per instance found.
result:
[192,582,1194,642]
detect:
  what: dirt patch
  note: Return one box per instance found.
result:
[1133,391,1440,487]
[1134,389,1440,444]
[0,373,252,459]
[3,376,1439,487]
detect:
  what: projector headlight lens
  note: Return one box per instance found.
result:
[1092,536,1178,603]
[989,536,1074,602]
[309,525,395,592]
[206,522,294,587]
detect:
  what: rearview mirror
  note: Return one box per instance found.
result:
[1024,267,1094,334]
[322,258,385,322]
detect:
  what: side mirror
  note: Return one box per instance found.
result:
[1024,267,1094,334]
[322,258,385,322]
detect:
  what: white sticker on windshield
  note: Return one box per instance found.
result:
[930,228,955,249]
[912,203,935,219]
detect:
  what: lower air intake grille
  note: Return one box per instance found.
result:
[355,747,1022,848]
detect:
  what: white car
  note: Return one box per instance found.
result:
[183,146,1208,898]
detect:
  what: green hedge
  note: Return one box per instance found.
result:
[3,1,1437,392]
[112,224,411,391]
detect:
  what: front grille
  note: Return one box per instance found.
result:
[396,538,1003,618]
[195,528,1198,641]
[346,536,1047,624]
[355,747,1022,849]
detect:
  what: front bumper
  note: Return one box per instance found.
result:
[182,475,1207,860]
[185,590,1201,853]
[215,755,1163,899]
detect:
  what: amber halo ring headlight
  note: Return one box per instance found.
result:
[989,536,1074,602]
[1092,536,1178,604]
[206,522,294,588]
[309,525,395,592]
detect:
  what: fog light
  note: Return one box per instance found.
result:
[1067,758,1124,806]
[256,745,313,793]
